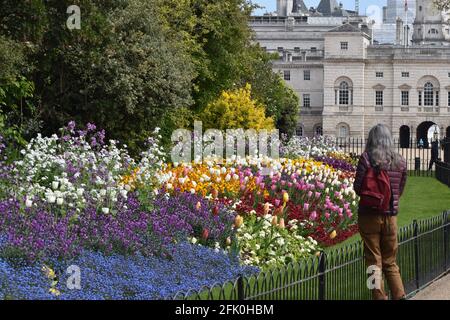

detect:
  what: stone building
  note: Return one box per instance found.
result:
[251,0,450,141]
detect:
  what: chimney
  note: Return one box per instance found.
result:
[396,17,404,45]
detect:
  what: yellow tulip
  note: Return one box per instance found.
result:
[283,192,289,203]
[49,288,61,296]
[234,215,244,228]
[330,230,337,239]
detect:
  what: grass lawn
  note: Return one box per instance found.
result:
[327,176,450,251]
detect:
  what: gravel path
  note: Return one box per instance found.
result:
[411,274,450,300]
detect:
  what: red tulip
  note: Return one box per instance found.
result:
[202,229,209,240]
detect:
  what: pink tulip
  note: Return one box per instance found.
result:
[307,191,313,198]
[259,183,265,189]
[315,192,321,199]
[325,212,331,219]
[288,182,293,188]
[271,184,277,191]
[281,180,286,186]
[310,211,318,221]
[304,203,310,211]
[344,203,350,210]
[346,210,353,218]
[275,199,281,207]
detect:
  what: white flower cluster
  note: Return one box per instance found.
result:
[281,136,344,159]
[236,214,320,269]
[11,128,167,214]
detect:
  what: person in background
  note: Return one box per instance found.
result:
[354,124,407,300]
[428,139,439,171]
[418,138,424,149]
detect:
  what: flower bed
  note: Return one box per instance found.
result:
[0,123,359,299]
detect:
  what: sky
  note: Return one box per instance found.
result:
[252,0,388,16]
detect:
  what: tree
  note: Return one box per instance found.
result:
[237,46,300,137]
[200,84,274,131]
[157,0,299,136]
[0,0,196,153]
[0,36,38,155]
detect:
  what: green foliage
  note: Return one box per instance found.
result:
[0,36,39,157]
[0,0,195,154]
[0,0,300,152]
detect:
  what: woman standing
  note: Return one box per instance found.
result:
[354,124,407,300]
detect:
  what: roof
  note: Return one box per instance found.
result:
[328,23,362,33]
[316,0,340,16]
[327,22,372,40]
[292,0,308,14]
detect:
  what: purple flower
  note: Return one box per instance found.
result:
[67,121,76,132]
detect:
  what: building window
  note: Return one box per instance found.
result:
[418,91,422,106]
[448,72,450,78]
[376,72,384,78]
[448,92,450,106]
[340,42,348,50]
[338,124,349,138]
[304,70,311,81]
[294,47,301,52]
[375,91,384,106]
[436,91,440,106]
[296,127,304,137]
[401,91,409,106]
[283,70,291,81]
[424,82,434,106]
[310,47,317,52]
[303,94,310,108]
[429,28,439,34]
[277,47,284,52]
[402,72,410,78]
[314,125,323,136]
[339,81,350,105]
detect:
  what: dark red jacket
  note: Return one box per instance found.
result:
[353,152,407,216]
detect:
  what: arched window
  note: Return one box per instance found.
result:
[296,126,304,137]
[424,82,434,106]
[339,81,349,105]
[314,125,323,136]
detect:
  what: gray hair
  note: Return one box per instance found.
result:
[366,124,403,170]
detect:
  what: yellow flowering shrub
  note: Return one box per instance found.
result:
[200,84,275,131]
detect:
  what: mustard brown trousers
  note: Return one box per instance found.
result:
[358,214,406,300]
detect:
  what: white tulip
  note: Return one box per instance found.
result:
[25,199,33,208]
[101,207,110,214]
[47,195,56,204]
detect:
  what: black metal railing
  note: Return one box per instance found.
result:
[172,212,450,300]
[333,137,445,177]
[436,161,450,187]
[443,138,450,164]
